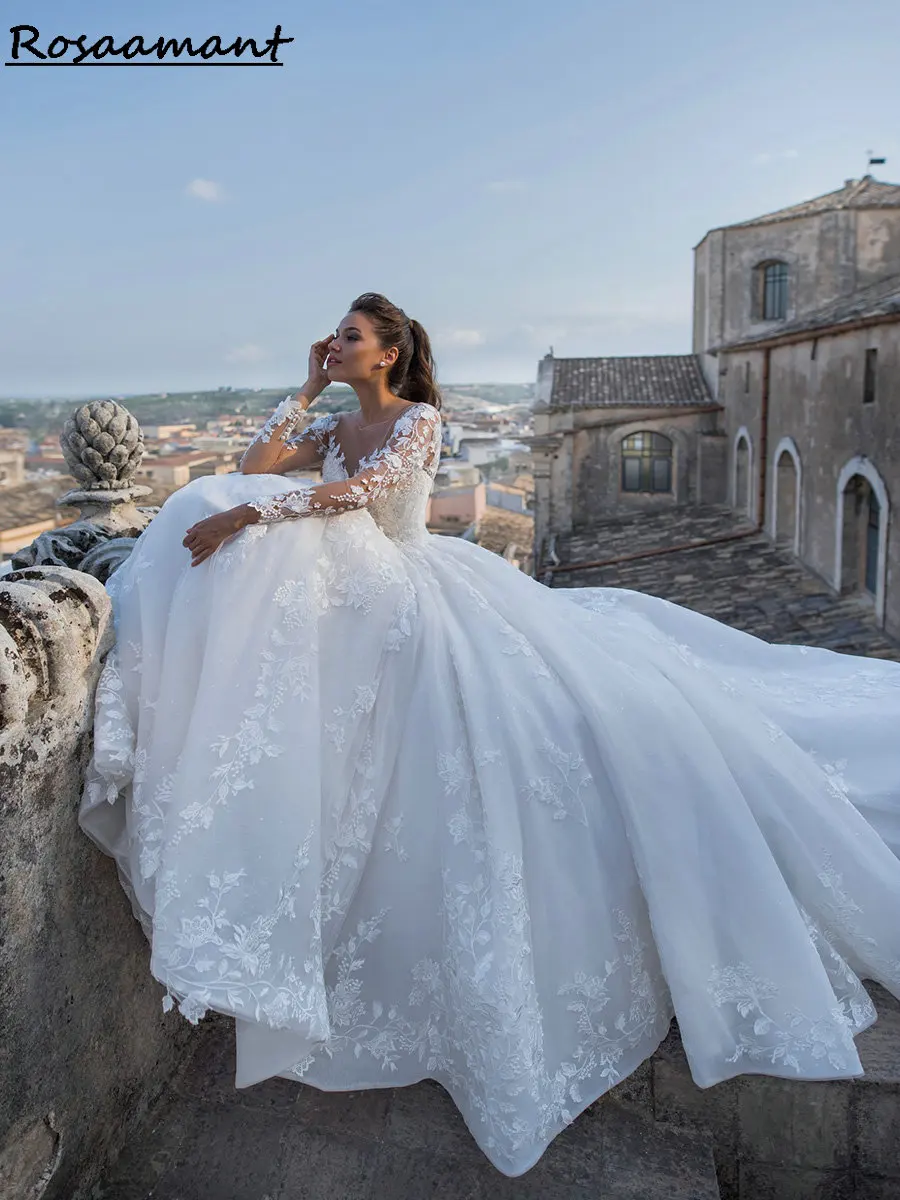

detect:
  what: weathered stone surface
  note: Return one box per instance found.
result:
[0,566,195,1200]
[60,401,145,492]
[0,1114,62,1200]
[10,400,156,579]
[548,504,900,661]
[94,1021,721,1199]
[645,982,900,1199]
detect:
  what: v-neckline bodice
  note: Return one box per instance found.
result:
[333,402,420,478]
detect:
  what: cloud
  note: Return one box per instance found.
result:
[486,180,528,193]
[431,328,487,348]
[225,343,267,364]
[752,150,799,167]
[520,321,570,347]
[186,178,226,202]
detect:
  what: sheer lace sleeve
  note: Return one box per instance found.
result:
[282,411,339,455]
[247,393,308,447]
[245,403,441,523]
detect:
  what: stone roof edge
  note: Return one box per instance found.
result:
[711,279,900,354]
[693,176,900,249]
[539,401,725,417]
[544,352,702,364]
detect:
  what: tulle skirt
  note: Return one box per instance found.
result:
[79,473,900,1177]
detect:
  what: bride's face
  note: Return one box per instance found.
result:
[327,312,391,382]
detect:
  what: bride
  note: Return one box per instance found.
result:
[79,291,900,1178]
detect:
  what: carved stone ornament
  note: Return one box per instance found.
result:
[10,400,159,581]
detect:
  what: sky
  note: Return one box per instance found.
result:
[1,0,898,397]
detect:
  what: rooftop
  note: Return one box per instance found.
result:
[699,175,900,242]
[542,354,715,411]
[715,271,900,352]
[545,504,900,659]
[0,477,80,529]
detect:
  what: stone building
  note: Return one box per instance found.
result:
[529,354,725,545]
[531,174,900,640]
[701,176,900,637]
[0,449,25,487]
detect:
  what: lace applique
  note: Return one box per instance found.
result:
[382,815,409,862]
[707,961,857,1072]
[798,906,877,1034]
[245,403,441,523]
[500,625,554,680]
[761,716,786,743]
[747,666,900,708]
[815,851,900,987]
[108,540,156,598]
[158,827,329,1031]
[325,685,377,752]
[285,410,340,451]
[521,739,591,825]
[167,574,329,849]
[806,753,853,804]
[215,520,269,568]
[244,395,329,450]
[707,845,900,1074]
[82,643,137,807]
[571,591,623,615]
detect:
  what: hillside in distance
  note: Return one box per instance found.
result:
[0,382,535,437]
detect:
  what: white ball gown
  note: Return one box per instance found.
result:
[79,399,900,1178]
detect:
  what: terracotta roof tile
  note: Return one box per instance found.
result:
[545,354,714,410]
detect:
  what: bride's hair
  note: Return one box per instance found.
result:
[348,292,443,412]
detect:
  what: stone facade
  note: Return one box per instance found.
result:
[0,449,25,488]
[717,316,900,636]
[532,175,900,641]
[529,354,725,553]
[694,174,900,396]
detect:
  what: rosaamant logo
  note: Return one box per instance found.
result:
[6,24,294,66]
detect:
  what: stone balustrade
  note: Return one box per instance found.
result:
[0,402,194,1200]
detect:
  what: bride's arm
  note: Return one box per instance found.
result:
[238,389,326,475]
[239,404,441,523]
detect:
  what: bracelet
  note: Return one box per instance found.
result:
[252,393,308,446]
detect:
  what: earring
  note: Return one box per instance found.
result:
[379,361,386,366]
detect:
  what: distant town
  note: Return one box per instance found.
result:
[0,381,538,573]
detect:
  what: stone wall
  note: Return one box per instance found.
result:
[694,201,900,392]
[0,567,194,1200]
[719,323,900,638]
[530,405,722,552]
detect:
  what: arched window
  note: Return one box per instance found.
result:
[754,260,789,321]
[621,431,672,493]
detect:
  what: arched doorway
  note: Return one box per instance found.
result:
[839,476,878,594]
[733,428,752,517]
[771,437,801,554]
[835,457,890,624]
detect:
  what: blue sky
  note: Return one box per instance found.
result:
[2,0,898,396]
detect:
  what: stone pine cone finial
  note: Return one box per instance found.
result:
[60,400,144,490]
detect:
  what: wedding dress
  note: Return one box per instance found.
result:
[79,398,900,1178]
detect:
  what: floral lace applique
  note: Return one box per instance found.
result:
[747,666,900,708]
[240,396,337,462]
[158,826,328,1030]
[521,739,591,825]
[245,403,441,523]
[707,961,857,1073]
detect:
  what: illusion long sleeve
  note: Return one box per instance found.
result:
[245,403,441,523]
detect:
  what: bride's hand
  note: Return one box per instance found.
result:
[307,335,334,394]
[182,508,248,567]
